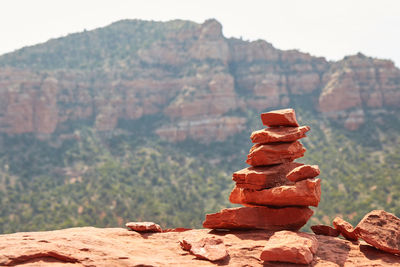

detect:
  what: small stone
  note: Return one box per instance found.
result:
[260,108,300,127]
[250,126,310,144]
[311,225,340,237]
[286,164,320,182]
[229,178,321,207]
[246,141,306,166]
[203,206,313,231]
[332,217,358,241]
[355,210,400,255]
[125,222,162,233]
[260,230,318,264]
[180,237,228,262]
[232,162,302,190]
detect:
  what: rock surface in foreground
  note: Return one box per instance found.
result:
[260,230,318,264]
[180,236,228,262]
[229,178,321,207]
[1,227,400,266]
[355,210,400,255]
[246,141,306,166]
[202,206,313,231]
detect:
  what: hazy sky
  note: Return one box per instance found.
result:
[1,0,400,66]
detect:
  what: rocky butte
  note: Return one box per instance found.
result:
[0,19,399,143]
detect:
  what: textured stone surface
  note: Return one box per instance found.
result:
[260,230,318,264]
[232,162,302,190]
[311,225,340,237]
[125,221,162,232]
[250,125,310,144]
[246,141,306,166]
[286,164,321,182]
[333,217,358,241]
[260,108,299,127]
[230,178,321,207]
[355,210,400,255]
[1,227,400,266]
[180,236,228,261]
[203,206,313,231]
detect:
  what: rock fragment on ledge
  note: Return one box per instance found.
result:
[180,236,228,262]
[125,222,162,233]
[333,217,358,241]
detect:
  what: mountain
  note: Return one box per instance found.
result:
[0,19,399,234]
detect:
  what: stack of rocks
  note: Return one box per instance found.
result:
[203,108,321,231]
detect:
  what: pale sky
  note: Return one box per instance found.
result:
[1,0,400,66]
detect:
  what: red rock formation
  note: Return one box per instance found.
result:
[286,164,321,182]
[246,141,306,166]
[260,108,299,127]
[202,206,313,231]
[1,227,400,266]
[311,225,340,237]
[250,125,310,144]
[333,217,358,241]
[260,230,318,264]
[229,178,321,207]
[232,162,302,190]
[355,210,400,255]
[180,236,228,262]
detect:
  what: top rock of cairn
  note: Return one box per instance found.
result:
[203,108,321,231]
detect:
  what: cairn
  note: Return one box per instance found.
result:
[203,108,321,231]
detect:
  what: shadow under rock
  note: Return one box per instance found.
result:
[208,229,273,241]
[359,244,400,263]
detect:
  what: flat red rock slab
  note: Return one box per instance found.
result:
[311,225,340,237]
[125,222,162,233]
[355,210,400,255]
[250,125,310,144]
[246,141,306,166]
[286,164,320,182]
[203,206,313,231]
[260,108,300,127]
[230,178,321,207]
[333,217,358,241]
[260,230,318,264]
[232,162,302,190]
[180,236,228,262]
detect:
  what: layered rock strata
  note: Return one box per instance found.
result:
[203,108,321,231]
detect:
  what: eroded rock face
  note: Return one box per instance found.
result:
[202,206,313,231]
[230,178,321,207]
[260,230,318,264]
[355,210,400,255]
[125,222,162,233]
[333,217,358,241]
[246,141,306,166]
[250,125,310,144]
[232,162,302,190]
[286,164,321,182]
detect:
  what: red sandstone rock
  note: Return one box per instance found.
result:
[333,217,358,241]
[203,206,313,231]
[246,141,306,166]
[180,236,228,262]
[125,222,162,233]
[311,225,340,237]
[232,162,302,190]
[260,230,318,264]
[1,227,400,266]
[355,210,400,255]
[250,125,310,144]
[260,108,299,127]
[229,178,321,207]
[286,164,321,182]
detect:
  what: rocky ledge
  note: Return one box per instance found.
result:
[1,226,399,266]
